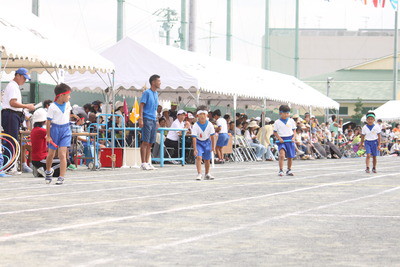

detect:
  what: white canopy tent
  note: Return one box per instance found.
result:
[361,100,400,122]
[66,37,339,110]
[0,8,114,78]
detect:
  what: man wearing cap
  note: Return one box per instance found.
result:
[1,68,35,174]
[165,110,188,162]
[169,103,178,120]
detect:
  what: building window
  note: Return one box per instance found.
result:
[339,107,348,115]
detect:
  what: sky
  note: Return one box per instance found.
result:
[1,0,398,69]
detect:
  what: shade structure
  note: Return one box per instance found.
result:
[362,100,400,122]
[66,37,339,110]
[0,8,114,75]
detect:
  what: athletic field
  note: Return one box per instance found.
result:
[0,157,399,266]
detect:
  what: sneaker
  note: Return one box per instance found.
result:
[45,169,54,184]
[67,164,77,171]
[372,168,377,173]
[141,163,150,171]
[148,164,158,170]
[55,177,64,185]
[278,170,284,177]
[37,167,46,177]
[170,160,180,165]
[286,169,294,176]
[205,173,215,180]
[22,163,33,173]
[196,173,203,180]
[365,167,370,174]
[256,157,263,161]
[297,150,305,155]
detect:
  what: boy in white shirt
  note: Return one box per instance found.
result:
[45,83,72,185]
[213,109,229,162]
[192,108,216,181]
[273,105,298,176]
[360,112,381,173]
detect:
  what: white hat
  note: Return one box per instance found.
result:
[248,121,260,128]
[162,108,169,113]
[265,117,271,123]
[188,113,195,119]
[177,109,187,115]
[115,101,124,110]
[32,108,47,123]
[255,116,261,121]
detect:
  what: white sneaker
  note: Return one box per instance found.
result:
[37,167,46,177]
[205,173,215,180]
[147,164,158,170]
[196,173,203,180]
[256,157,263,161]
[141,163,150,170]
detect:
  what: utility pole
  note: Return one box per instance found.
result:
[31,0,39,103]
[263,0,270,69]
[200,21,218,56]
[154,8,178,46]
[188,0,196,51]
[226,0,232,61]
[180,0,187,50]
[117,0,125,42]
[294,0,300,78]
[393,9,399,100]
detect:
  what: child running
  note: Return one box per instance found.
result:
[360,111,381,173]
[45,83,72,185]
[273,105,298,176]
[191,106,216,181]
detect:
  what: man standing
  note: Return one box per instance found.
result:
[138,74,160,170]
[2,68,35,174]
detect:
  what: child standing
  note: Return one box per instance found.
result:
[192,108,216,181]
[360,112,381,173]
[213,109,229,162]
[273,105,298,176]
[45,83,72,185]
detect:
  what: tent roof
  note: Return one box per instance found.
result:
[66,37,339,109]
[362,100,400,122]
[0,9,114,74]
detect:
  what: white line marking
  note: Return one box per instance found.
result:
[0,171,398,242]
[143,186,400,252]
[297,214,400,219]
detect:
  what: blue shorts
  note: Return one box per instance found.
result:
[277,136,296,158]
[365,140,379,157]
[216,133,229,147]
[142,117,157,144]
[196,139,212,160]
[49,123,72,150]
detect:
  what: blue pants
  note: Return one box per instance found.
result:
[365,140,379,157]
[1,109,22,165]
[216,133,229,147]
[49,123,72,150]
[142,117,157,144]
[196,139,212,160]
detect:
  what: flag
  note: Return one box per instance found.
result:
[130,98,140,123]
[373,0,378,7]
[123,98,129,124]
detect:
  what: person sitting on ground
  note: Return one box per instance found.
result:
[30,108,61,178]
[390,137,400,155]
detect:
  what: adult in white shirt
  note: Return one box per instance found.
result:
[1,68,35,174]
[165,110,187,159]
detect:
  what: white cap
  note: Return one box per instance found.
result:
[32,108,47,123]
[265,117,271,123]
[177,109,187,115]
[255,116,261,121]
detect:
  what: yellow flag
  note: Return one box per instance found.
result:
[130,99,140,123]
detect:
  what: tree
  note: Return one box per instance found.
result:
[352,98,364,123]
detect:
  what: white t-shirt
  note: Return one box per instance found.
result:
[166,119,185,141]
[191,121,215,141]
[47,101,72,125]
[273,118,297,137]
[362,124,381,141]
[2,80,22,111]
[216,117,228,134]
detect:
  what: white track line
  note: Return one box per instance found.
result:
[1,163,398,203]
[0,172,398,242]
[0,167,372,216]
[297,214,400,219]
[142,185,400,252]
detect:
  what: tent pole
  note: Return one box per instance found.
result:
[111,71,116,169]
[233,94,237,162]
[262,98,266,160]
[0,50,3,133]
[393,9,399,100]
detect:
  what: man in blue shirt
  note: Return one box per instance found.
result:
[139,74,160,170]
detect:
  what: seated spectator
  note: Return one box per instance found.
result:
[228,121,235,135]
[162,108,173,127]
[244,121,266,161]
[390,137,400,155]
[165,110,188,160]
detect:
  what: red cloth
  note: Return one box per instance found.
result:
[31,127,48,161]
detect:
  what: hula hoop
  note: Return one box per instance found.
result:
[0,133,20,171]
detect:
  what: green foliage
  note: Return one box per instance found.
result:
[351,98,364,122]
